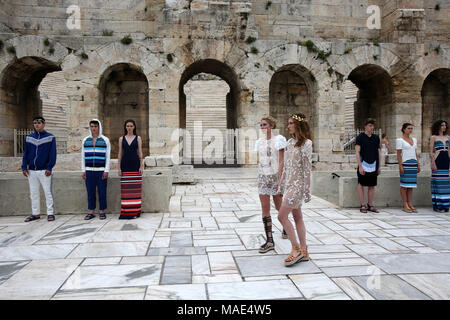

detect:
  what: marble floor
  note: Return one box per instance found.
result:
[0,168,449,300]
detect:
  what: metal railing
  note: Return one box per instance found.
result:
[14,129,33,157]
[14,129,67,157]
[343,128,382,154]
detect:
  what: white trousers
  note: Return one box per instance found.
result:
[28,170,54,216]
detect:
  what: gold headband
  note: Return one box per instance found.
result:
[291,114,305,122]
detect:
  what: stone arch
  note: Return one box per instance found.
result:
[333,45,403,78]
[347,64,394,139]
[259,43,337,153]
[0,36,69,156]
[98,63,150,158]
[179,59,242,166]
[269,64,319,142]
[421,68,450,152]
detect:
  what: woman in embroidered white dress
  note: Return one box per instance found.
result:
[277,113,312,267]
[254,117,287,253]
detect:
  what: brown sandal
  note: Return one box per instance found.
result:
[367,204,380,213]
[285,246,303,267]
[360,205,367,213]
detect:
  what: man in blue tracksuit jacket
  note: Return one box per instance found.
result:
[22,116,57,222]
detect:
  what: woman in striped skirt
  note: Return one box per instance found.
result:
[396,123,420,213]
[430,120,450,213]
[118,119,144,219]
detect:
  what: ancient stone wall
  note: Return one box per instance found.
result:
[0,0,448,168]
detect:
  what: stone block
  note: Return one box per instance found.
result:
[0,170,172,216]
[156,155,174,167]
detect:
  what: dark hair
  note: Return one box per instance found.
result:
[33,116,46,123]
[124,119,137,136]
[432,120,448,136]
[401,123,413,133]
[89,120,99,126]
[381,133,387,139]
[364,118,376,126]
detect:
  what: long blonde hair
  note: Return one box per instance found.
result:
[290,113,312,148]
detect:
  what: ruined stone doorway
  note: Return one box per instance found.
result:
[348,64,394,140]
[0,57,61,156]
[99,63,149,159]
[269,65,318,148]
[179,59,240,167]
[421,68,450,152]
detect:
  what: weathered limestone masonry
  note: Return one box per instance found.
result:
[0,0,448,171]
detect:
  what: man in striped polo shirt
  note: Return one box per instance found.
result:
[81,119,111,220]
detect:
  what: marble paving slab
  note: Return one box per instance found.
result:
[207,279,303,300]
[61,263,162,290]
[289,273,350,300]
[53,286,147,300]
[0,258,82,299]
[352,275,431,300]
[398,274,450,300]
[89,229,156,243]
[235,255,321,277]
[36,221,107,244]
[0,244,77,261]
[332,277,375,300]
[409,235,450,251]
[0,261,30,285]
[364,253,450,274]
[145,284,207,300]
[68,242,149,258]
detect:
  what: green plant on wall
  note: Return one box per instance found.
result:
[250,47,259,55]
[6,46,16,55]
[245,36,257,44]
[43,38,50,46]
[102,30,114,36]
[327,67,334,76]
[121,35,132,45]
[80,52,89,60]
[167,53,174,63]
[265,1,272,10]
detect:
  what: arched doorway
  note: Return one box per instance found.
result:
[269,64,318,147]
[348,64,394,139]
[0,57,61,156]
[179,59,240,167]
[99,63,149,159]
[421,68,450,152]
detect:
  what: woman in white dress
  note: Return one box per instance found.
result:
[277,113,312,267]
[254,117,287,253]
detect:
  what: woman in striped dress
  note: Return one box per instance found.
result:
[118,119,144,219]
[396,123,420,213]
[430,120,450,213]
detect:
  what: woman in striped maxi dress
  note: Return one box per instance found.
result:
[430,120,450,213]
[118,119,144,219]
[396,123,420,213]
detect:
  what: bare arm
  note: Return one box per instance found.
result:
[397,149,403,174]
[429,136,436,170]
[278,149,284,178]
[138,136,144,174]
[355,145,364,175]
[118,137,123,175]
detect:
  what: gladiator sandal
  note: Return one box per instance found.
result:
[259,216,275,253]
[284,245,303,267]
